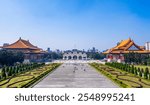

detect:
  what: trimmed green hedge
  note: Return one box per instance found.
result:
[21,63,61,88]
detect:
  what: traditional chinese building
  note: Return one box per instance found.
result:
[1,38,46,62]
[103,38,150,62]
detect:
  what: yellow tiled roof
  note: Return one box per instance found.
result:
[114,38,131,49]
[103,38,147,54]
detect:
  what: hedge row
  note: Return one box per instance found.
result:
[0,63,45,80]
[21,63,61,88]
[105,62,150,80]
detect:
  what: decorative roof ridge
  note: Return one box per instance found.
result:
[123,40,134,51]
[3,38,22,48]
[18,38,29,48]
[125,41,144,51]
[118,38,132,48]
[19,38,40,49]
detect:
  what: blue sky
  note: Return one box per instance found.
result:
[0,0,150,51]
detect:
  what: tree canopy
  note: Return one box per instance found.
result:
[87,52,105,60]
[0,50,24,66]
[124,52,150,65]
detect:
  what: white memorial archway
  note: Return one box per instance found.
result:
[63,49,87,60]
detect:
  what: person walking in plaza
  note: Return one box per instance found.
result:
[84,68,86,71]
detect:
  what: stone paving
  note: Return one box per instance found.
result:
[33,63,119,88]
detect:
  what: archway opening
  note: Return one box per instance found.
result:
[79,56,82,60]
[83,57,87,60]
[64,56,67,60]
[73,55,77,60]
[68,56,72,60]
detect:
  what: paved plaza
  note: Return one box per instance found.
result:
[33,62,118,88]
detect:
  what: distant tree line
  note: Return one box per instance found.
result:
[124,52,150,65]
[44,52,63,60]
[0,50,24,66]
[106,62,150,80]
[87,52,105,60]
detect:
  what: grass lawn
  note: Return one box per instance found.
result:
[0,63,61,88]
[90,63,150,88]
